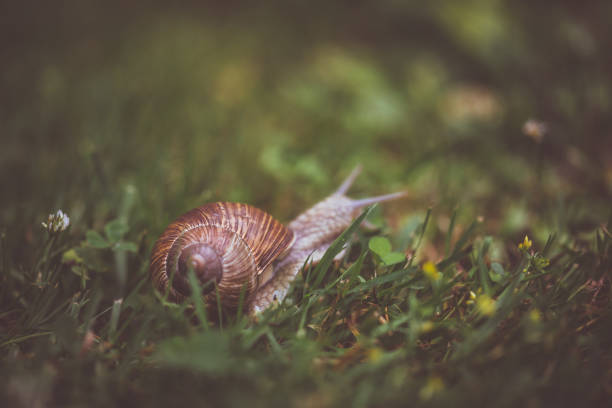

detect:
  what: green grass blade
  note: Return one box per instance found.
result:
[310,206,375,290]
[445,208,458,256]
[408,208,432,266]
[187,268,209,330]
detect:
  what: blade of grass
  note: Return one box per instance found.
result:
[324,248,367,292]
[445,209,458,256]
[408,208,432,266]
[310,206,375,290]
[296,207,375,336]
[187,268,209,330]
[0,331,53,348]
[214,283,223,329]
[477,237,492,295]
[109,298,123,340]
[347,267,418,294]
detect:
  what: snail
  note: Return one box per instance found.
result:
[150,166,405,315]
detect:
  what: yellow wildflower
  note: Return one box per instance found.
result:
[419,376,444,400]
[466,290,477,305]
[476,294,496,316]
[367,347,383,363]
[423,261,441,281]
[420,321,434,333]
[518,235,532,250]
[529,309,541,323]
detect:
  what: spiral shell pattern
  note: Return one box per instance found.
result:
[150,202,295,308]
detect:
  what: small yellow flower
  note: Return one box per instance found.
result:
[422,261,441,281]
[367,347,383,363]
[518,235,532,250]
[476,294,496,316]
[419,376,444,400]
[528,309,541,323]
[466,290,477,305]
[420,321,434,333]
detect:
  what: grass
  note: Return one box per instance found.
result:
[1,206,610,406]
[1,1,612,407]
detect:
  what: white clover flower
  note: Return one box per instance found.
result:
[522,119,547,143]
[42,209,70,232]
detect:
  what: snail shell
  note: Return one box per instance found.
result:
[150,202,295,309]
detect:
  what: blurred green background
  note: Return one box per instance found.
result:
[2,0,611,253]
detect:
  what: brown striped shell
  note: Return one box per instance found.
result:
[149,202,295,309]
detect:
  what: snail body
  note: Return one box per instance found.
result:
[150,166,405,314]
